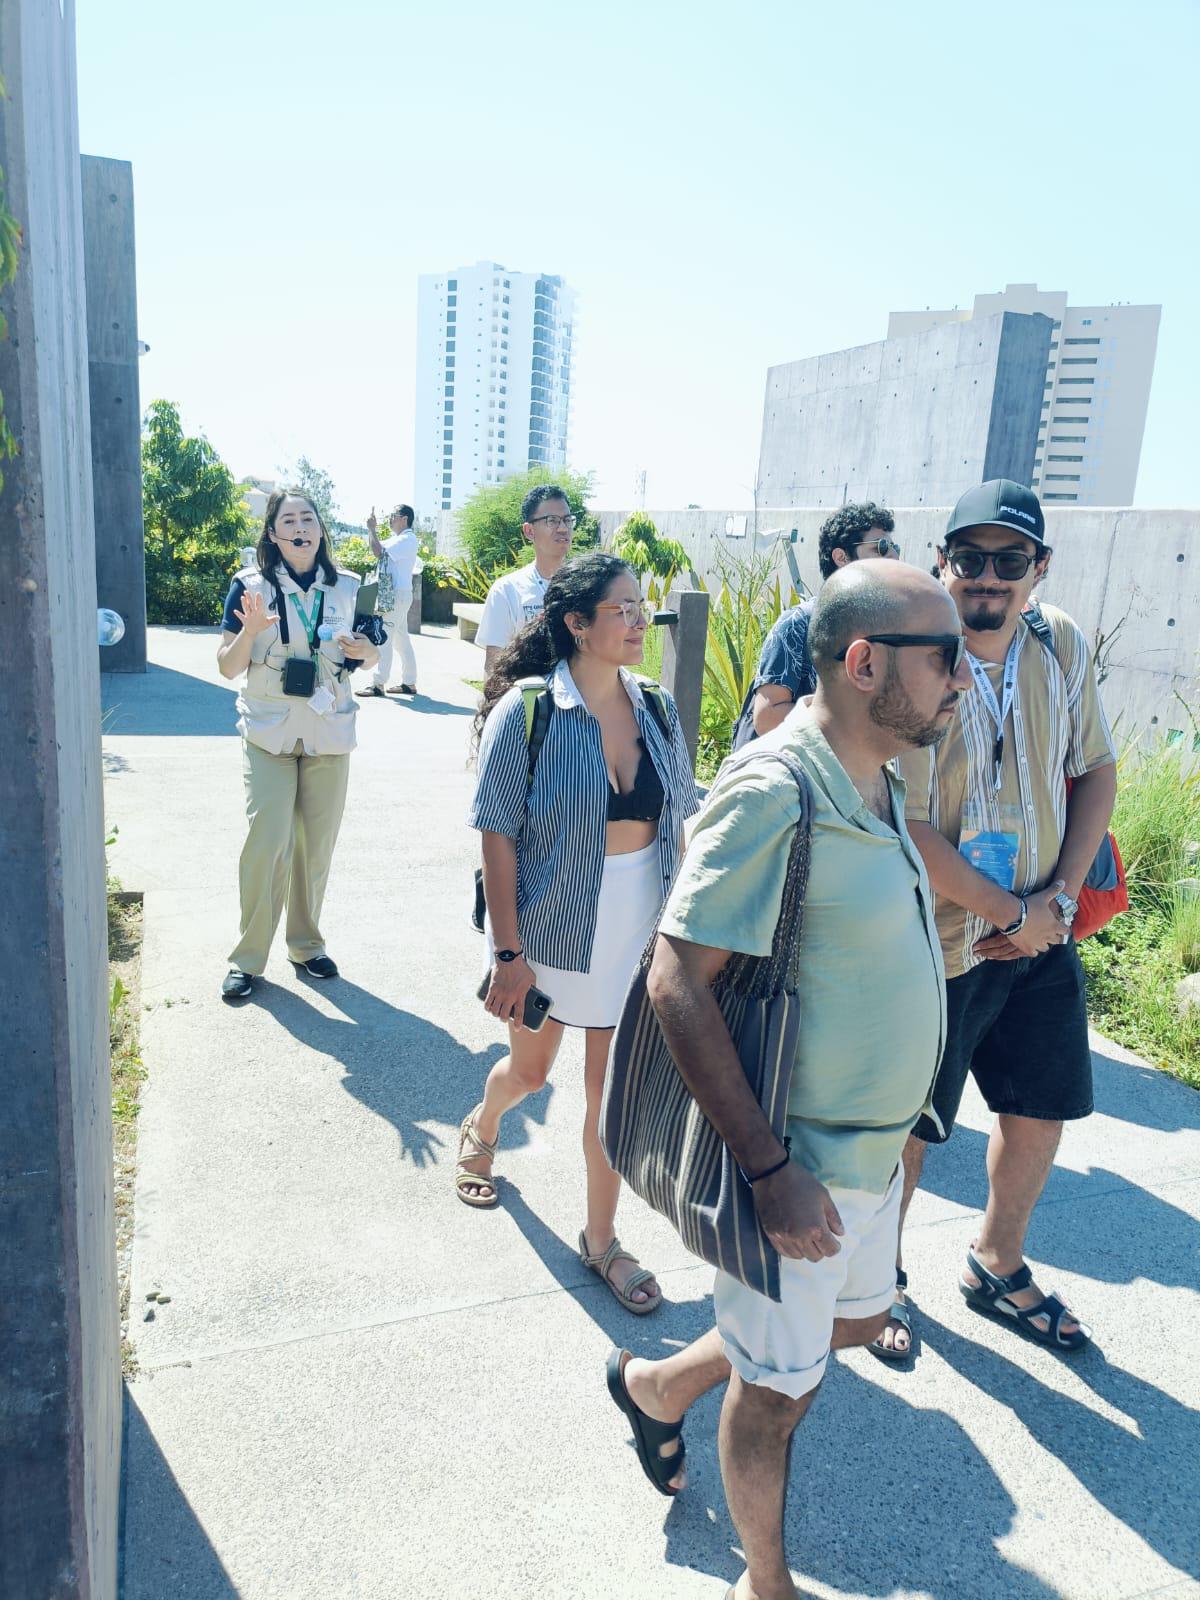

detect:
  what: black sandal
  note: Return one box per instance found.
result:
[869,1268,916,1364]
[960,1248,1091,1352]
[605,1347,685,1497]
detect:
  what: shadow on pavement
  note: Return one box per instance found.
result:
[252,975,543,1166]
[365,691,474,717]
[121,1387,237,1599]
[922,1314,1200,1583]
[501,1179,705,1356]
[920,1124,1198,1291]
[1089,1045,1199,1133]
[102,664,238,736]
[659,1362,1063,1600]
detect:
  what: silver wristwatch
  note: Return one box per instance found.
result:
[1053,890,1079,928]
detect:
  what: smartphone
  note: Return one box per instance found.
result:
[476,973,554,1031]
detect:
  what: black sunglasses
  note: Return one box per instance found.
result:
[835,632,966,674]
[946,547,1038,581]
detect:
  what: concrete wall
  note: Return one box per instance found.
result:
[0,4,120,1597]
[755,311,1052,510]
[593,506,1200,743]
[82,154,146,672]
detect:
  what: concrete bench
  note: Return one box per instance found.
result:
[452,602,485,644]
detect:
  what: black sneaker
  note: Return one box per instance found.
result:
[221,967,254,1000]
[292,955,338,980]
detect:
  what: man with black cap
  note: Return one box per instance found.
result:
[876,479,1117,1363]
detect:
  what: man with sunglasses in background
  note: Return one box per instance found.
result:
[874,479,1117,1365]
[476,484,577,673]
[732,502,901,748]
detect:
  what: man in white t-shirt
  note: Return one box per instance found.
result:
[362,503,420,695]
[476,485,575,673]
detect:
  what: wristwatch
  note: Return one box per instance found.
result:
[1052,890,1079,928]
[494,948,523,963]
[999,897,1028,937]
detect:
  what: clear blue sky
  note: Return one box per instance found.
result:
[77,0,1197,519]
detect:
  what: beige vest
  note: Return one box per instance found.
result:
[235,565,362,755]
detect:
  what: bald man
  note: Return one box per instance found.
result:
[604,563,973,1600]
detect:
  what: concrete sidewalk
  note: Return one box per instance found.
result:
[104,627,1200,1600]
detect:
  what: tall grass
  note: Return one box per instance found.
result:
[1079,740,1200,1088]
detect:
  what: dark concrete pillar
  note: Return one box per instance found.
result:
[0,4,121,1597]
[659,586,710,768]
[82,154,146,672]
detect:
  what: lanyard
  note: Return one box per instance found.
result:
[287,590,323,655]
[967,631,1022,792]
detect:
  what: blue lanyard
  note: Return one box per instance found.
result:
[967,632,1023,792]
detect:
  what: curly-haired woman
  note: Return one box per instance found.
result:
[457,552,698,1313]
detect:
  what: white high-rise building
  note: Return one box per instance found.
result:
[889,285,1160,506]
[415,260,576,516]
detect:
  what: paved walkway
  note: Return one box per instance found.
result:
[104,627,1200,1600]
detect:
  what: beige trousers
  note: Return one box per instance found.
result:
[228,738,350,974]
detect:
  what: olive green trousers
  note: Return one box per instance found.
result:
[228,739,350,975]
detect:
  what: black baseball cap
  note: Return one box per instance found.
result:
[945,479,1046,548]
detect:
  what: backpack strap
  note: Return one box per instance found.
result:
[632,675,671,741]
[1022,602,1056,655]
[516,677,553,789]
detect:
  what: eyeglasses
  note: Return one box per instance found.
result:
[835,633,966,674]
[595,599,653,627]
[853,536,900,558]
[946,547,1038,581]
[529,513,576,531]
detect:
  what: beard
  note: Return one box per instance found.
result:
[869,658,957,750]
[962,593,1010,632]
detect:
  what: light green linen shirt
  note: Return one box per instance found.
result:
[658,704,945,1194]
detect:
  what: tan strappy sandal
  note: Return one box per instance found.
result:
[579,1232,662,1315]
[455,1105,498,1209]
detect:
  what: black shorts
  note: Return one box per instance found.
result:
[913,939,1093,1144]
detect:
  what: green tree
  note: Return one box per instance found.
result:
[610,511,688,580]
[142,399,252,624]
[457,465,598,572]
[280,454,338,528]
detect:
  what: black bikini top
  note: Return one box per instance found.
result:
[607,739,665,823]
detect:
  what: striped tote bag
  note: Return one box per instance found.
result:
[600,749,814,1302]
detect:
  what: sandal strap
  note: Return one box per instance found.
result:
[1015,1291,1074,1343]
[895,1268,908,1291]
[886,1298,912,1333]
[460,1107,497,1162]
[617,1266,658,1299]
[966,1248,1032,1298]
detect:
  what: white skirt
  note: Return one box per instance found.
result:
[485,840,663,1030]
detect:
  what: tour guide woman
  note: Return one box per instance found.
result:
[217,491,378,1000]
[458,552,698,1313]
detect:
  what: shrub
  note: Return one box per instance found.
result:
[147,570,234,626]
[696,552,799,766]
[334,535,374,579]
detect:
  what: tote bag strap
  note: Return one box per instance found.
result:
[716,747,814,1001]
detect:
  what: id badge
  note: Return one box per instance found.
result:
[307,684,335,716]
[959,802,1021,891]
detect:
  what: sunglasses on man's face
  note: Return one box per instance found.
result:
[853,536,900,558]
[946,547,1038,581]
[835,633,966,674]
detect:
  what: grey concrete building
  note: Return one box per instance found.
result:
[756,310,1053,509]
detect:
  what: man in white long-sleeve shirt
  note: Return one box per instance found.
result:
[362,503,420,695]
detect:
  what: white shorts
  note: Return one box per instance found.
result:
[714,1165,902,1399]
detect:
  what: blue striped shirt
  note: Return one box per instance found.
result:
[468,661,700,972]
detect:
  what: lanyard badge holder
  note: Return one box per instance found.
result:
[280,588,325,699]
[959,634,1024,891]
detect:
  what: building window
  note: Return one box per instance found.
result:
[1082,318,1092,325]
[445,384,454,396]
[1059,377,1095,385]
[446,341,456,352]
[1045,473,1081,481]
[448,279,457,290]
[1065,337,1100,345]
[1044,493,1077,501]
[1048,454,1083,462]
[1052,320,1061,328]
[446,356,455,368]
[447,310,456,323]
[444,401,453,412]
[443,430,452,441]
[1050,436,1086,444]
[447,294,456,307]
[1061,357,1097,365]
[1049,341,1058,350]
[442,473,452,485]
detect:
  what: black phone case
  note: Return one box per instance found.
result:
[475,973,553,1030]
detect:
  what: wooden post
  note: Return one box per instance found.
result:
[658,586,709,768]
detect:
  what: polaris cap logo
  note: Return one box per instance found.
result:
[999,503,1037,526]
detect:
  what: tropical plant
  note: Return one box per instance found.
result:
[611,512,689,582]
[141,400,253,624]
[696,551,800,762]
[457,465,598,571]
